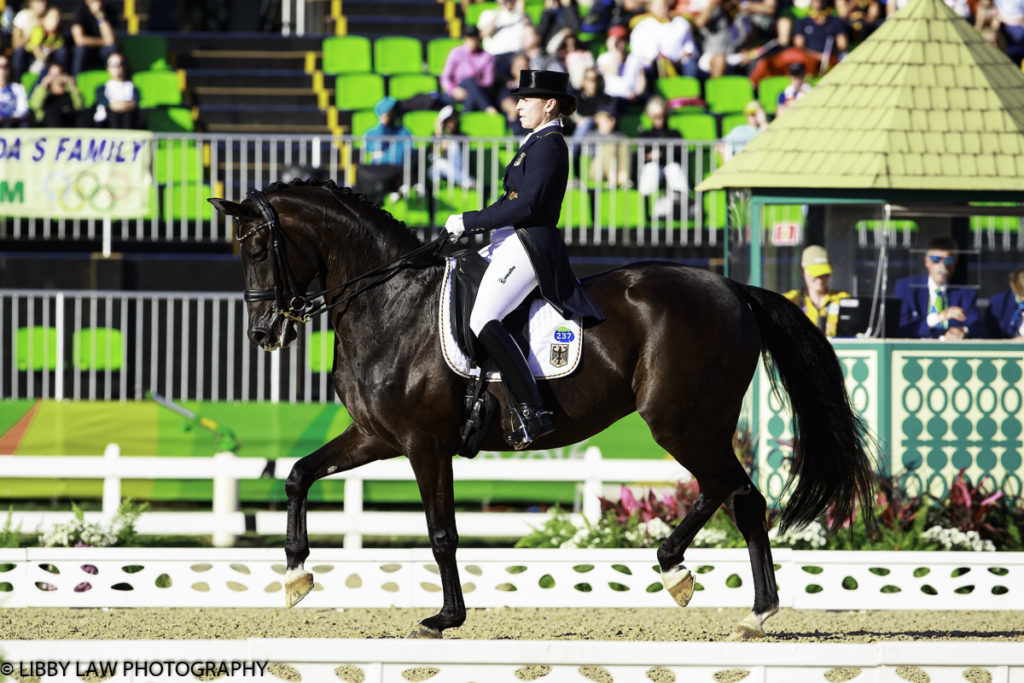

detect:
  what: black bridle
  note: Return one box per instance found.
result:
[237,188,446,324]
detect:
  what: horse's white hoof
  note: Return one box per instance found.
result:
[406,623,443,639]
[661,564,694,607]
[284,568,314,608]
[731,607,778,640]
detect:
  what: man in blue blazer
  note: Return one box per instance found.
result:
[983,269,1024,340]
[893,237,980,340]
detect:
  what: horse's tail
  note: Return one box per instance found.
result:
[735,283,875,532]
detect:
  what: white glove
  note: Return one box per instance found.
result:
[444,213,465,241]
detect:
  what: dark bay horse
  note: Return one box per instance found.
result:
[209,179,874,639]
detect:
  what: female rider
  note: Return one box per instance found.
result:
[444,69,604,450]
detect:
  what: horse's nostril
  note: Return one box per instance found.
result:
[249,328,270,346]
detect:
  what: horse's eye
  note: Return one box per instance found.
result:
[249,244,267,260]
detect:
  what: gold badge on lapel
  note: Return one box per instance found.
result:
[507,191,518,200]
[514,152,525,166]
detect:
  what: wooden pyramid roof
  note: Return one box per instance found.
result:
[697,0,1024,192]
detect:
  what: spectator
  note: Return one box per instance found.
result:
[537,0,582,50]
[636,95,688,218]
[595,24,647,109]
[782,245,850,337]
[357,96,413,203]
[25,6,68,76]
[0,55,31,127]
[29,60,89,126]
[571,66,611,138]
[893,237,981,340]
[70,0,117,76]
[10,0,48,79]
[694,0,754,78]
[477,0,530,79]
[888,0,970,19]
[740,0,783,44]
[836,0,880,44]
[440,25,498,113]
[776,60,810,115]
[792,0,848,63]
[629,0,700,79]
[975,0,1004,49]
[719,99,766,160]
[983,269,1024,340]
[497,51,532,134]
[562,32,595,91]
[994,0,1024,64]
[522,21,568,73]
[93,52,142,129]
[585,104,631,188]
[430,105,475,188]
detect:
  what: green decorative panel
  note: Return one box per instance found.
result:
[891,349,1024,500]
[755,345,882,505]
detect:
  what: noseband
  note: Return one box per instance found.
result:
[237,188,447,324]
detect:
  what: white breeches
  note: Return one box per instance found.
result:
[470,227,540,336]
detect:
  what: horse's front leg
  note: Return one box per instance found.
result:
[284,424,395,607]
[407,451,464,638]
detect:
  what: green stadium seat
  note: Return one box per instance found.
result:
[146,106,195,132]
[154,139,203,184]
[763,203,805,230]
[594,188,642,229]
[465,1,497,26]
[668,112,717,140]
[76,69,108,109]
[426,37,461,76]
[163,182,214,221]
[459,110,506,137]
[434,184,482,213]
[617,111,643,136]
[373,36,424,76]
[322,35,373,75]
[388,73,438,100]
[307,330,334,373]
[16,326,60,371]
[382,192,432,226]
[561,187,592,229]
[656,75,701,101]
[335,73,386,111]
[350,108,378,136]
[401,109,439,136]
[134,69,183,108]
[524,0,544,25]
[121,35,171,71]
[72,328,123,371]
[704,75,755,115]
[757,75,789,116]
[969,203,1021,233]
[702,190,728,230]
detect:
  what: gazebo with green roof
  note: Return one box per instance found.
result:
[697,0,1024,288]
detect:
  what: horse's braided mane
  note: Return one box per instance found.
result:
[264,177,421,249]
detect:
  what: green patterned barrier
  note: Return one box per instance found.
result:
[755,340,1024,505]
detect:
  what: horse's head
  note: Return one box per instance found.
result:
[209,189,319,352]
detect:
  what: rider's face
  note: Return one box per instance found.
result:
[517,96,556,131]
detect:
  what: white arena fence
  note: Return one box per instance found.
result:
[1,444,690,547]
[4,638,1023,683]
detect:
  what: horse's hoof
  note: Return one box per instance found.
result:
[406,623,443,639]
[660,564,694,607]
[284,569,314,608]
[730,608,777,640]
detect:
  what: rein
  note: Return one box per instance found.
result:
[239,188,446,324]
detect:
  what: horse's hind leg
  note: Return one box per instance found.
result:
[730,482,779,639]
[284,424,395,607]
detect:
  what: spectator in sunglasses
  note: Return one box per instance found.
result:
[893,237,980,340]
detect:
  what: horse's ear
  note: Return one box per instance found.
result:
[208,198,259,219]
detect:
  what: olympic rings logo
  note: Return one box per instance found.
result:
[42,169,138,213]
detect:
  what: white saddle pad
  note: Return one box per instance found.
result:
[438,258,583,381]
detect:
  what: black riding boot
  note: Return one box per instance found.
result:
[476,320,555,450]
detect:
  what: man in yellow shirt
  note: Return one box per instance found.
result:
[783,245,850,337]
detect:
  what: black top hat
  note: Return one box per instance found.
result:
[510,69,575,101]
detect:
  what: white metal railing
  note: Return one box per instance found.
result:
[1,444,691,547]
[1,546,1022,610]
